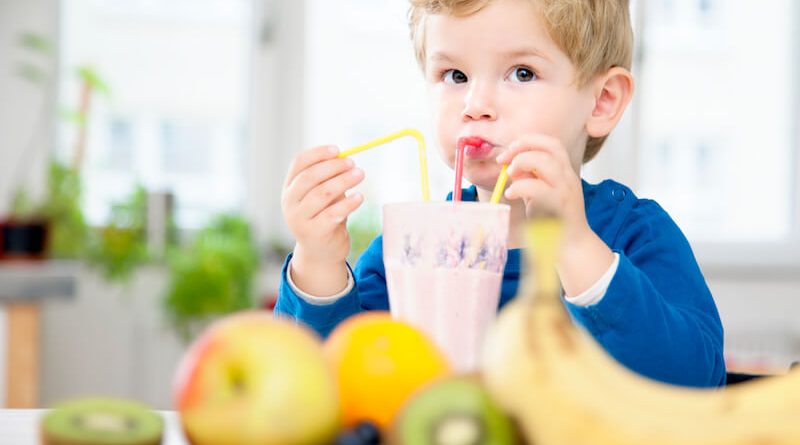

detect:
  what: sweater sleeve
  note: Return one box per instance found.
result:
[566,199,726,387]
[274,236,389,337]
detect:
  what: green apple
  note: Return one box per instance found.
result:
[173,311,340,445]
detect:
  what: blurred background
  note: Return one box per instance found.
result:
[0,0,798,409]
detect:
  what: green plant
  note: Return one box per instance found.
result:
[163,214,260,341]
[10,31,153,281]
[16,32,52,84]
[10,188,39,221]
[10,32,262,344]
[62,66,110,170]
[8,159,89,256]
[38,160,89,258]
[10,32,109,260]
[7,31,59,223]
[85,185,149,281]
[347,201,381,263]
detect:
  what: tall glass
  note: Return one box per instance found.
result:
[383,202,510,372]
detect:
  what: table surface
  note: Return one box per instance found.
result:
[0,409,189,445]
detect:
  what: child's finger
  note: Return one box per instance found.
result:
[284,145,339,188]
[300,168,365,219]
[314,192,364,225]
[496,134,566,165]
[505,178,556,208]
[285,157,355,203]
[506,151,560,187]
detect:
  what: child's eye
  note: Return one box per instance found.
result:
[442,69,468,84]
[508,67,537,83]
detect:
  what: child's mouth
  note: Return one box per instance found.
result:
[457,136,496,160]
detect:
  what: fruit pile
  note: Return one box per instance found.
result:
[170,219,800,445]
[43,219,800,445]
[172,310,518,445]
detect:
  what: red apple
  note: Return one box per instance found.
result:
[173,311,340,445]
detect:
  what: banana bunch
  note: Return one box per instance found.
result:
[481,219,800,445]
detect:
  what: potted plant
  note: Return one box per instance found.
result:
[163,213,260,341]
[4,32,111,262]
[1,32,55,260]
[0,205,49,260]
[84,185,151,282]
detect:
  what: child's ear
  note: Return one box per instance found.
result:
[586,67,634,138]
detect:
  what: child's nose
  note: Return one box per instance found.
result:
[461,83,497,121]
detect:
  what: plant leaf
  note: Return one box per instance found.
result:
[16,63,47,84]
[18,32,52,54]
[76,66,111,96]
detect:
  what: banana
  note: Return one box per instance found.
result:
[481,219,800,445]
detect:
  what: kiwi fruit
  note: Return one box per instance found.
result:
[40,397,163,445]
[392,376,517,445]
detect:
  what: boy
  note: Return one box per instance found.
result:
[276,0,726,387]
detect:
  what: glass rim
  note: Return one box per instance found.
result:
[383,201,510,212]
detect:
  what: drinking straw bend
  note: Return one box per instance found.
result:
[338,128,430,201]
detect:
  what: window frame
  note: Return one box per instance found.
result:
[611,0,800,274]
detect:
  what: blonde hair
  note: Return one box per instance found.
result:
[408,0,633,162]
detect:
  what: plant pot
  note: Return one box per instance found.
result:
[0,218,50,260]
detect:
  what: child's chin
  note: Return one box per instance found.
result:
[467,176,502,194]
[465,168,503,191]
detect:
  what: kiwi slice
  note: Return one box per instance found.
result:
[40,398,163,445]
[393,376,517,445]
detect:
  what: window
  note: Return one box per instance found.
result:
[58,0,252,228]
[304,0,452,213]
[160,120,211,173]
[635,0,796,243]
[105,118,133,170]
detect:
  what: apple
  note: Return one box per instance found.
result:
[173,311,340,445]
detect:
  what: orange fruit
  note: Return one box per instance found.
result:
[324,311,451,430]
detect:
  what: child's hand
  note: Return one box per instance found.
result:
[495,135,587,235]
[496,135,614,297]
[281,145,365,295]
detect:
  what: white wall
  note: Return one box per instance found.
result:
[0,0,56,211]
[245,0,306,243]
[40,266,181,408]
[711,277,800,369]
[0,0,59,407]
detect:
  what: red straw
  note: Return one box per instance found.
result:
[454,137,484,202]
[453,144,465,202]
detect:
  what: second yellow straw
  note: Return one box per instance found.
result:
[490,165,509,204]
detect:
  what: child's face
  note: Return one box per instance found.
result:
[423,0,597,190]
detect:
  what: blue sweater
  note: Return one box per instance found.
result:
[276,179,726,387]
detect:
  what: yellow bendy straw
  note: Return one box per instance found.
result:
[338,128,430,201]
[524,218,562,296]
[490,165,509,204]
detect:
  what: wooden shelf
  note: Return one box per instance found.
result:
[0,261,78,408]
[0,261,78,302]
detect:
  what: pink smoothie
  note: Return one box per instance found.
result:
[385,262,503,372]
